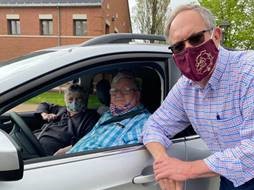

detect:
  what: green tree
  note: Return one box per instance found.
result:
[200,0,254,49]
[133,0,170,35]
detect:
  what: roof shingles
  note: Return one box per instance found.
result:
[0,0,101,5]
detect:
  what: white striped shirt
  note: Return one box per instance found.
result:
[142,47,254,187]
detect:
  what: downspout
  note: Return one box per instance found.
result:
[57,0,61,46]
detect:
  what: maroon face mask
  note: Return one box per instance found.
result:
[173,39,219,81]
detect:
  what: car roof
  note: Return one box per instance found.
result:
[0,43,170,95]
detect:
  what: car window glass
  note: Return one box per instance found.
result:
[10,83,72,113]
[3,63,165,161]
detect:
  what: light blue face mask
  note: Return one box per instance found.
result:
[66,101,84,113]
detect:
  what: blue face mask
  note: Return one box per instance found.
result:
[66,101,84,113]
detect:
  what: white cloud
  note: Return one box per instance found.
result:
[169,0,200,12]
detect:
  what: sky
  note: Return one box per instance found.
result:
[128,0,137,32]
[127,0,200,33]
[128,0,200,16]
[128,0,136,17]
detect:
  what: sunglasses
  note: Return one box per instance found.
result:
[168,28,213,54]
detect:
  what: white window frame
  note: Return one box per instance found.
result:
[73,14,87,36]
[7,19,21,35]
[40,19,53,35]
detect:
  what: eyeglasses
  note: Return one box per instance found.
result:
[109,87,137,96]
[168,28,213,54]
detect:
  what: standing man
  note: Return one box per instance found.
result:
[143,4,254,190]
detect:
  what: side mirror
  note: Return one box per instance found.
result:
[0,130,23,181]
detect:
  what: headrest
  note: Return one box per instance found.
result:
[96,79,111,106]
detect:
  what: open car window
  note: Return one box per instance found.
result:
[0,57,198,163]
[1,59,167,161]
[10,84,66,113]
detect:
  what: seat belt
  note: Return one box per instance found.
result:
[100,108,147,126]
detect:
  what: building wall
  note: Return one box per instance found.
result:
[102,0,131,33]
[0,1,131,62]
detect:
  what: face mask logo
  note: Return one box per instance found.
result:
[195,50,214,74]
[173,39,219,82]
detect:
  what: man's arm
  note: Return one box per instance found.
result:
[145,142,184,190]
[145,142,168,159]
[146,142,217,182]
[37,102,63,122]
[142,80,190,190]
[142,78,192,148]
[154,155,218,181]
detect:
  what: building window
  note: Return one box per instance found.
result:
[73,19,87,36]
[40,20,53,35]
[8,19,20,35]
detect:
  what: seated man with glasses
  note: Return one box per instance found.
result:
[54,72,150,155]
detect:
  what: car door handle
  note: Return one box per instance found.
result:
[132,174,155,184]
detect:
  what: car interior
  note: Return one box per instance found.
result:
[0,61,163,159]
[0,60,195,161]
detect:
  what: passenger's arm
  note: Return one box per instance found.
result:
[54,145,72,156]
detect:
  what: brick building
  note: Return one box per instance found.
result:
[0,0,131,61]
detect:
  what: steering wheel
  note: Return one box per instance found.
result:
[9,112,46,158]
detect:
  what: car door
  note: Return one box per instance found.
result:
[185,136,220,190]
[0,51,170,189]
[0,140,186,190]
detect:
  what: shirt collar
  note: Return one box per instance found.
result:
[208,46,229,90]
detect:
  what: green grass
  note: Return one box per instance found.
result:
[25,91,101,108]
[26,91,65,105]
[87,95,101,108]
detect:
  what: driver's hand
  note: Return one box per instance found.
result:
[41,112,57,122]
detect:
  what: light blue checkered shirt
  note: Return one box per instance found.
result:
[69,105,150,153]
[142,47,254,187]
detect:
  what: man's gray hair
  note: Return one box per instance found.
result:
[64,84,85,99]
[111,72,141,91]
[164,4,216,43]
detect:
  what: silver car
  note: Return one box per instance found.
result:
[0,33,219,190]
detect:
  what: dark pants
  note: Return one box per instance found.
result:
[220,177,254,190]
